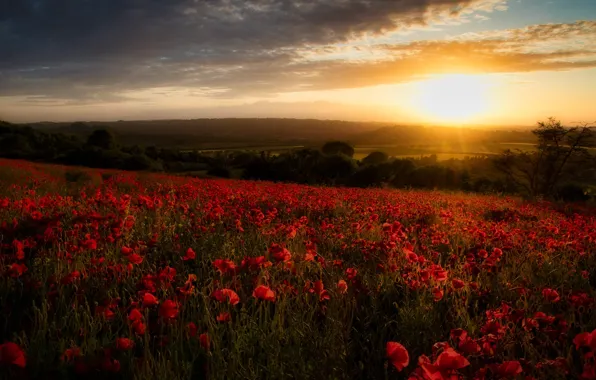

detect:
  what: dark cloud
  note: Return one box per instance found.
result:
[4,1,593,104]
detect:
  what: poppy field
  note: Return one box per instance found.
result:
[1,158,596,379]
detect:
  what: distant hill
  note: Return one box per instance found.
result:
[22,118,535,149]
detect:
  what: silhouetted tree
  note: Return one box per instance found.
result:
[495,118,595,198]
[87,129,116,150]
[361,151,388,165]
[321,141,355,158]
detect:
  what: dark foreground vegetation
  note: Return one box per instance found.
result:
[1,119,595,201]
[1,159,596,379]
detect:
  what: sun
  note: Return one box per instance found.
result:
[413,74,492,124]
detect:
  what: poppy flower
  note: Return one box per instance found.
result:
[128,308,143,322]
[159,300,179,319]
[183,248,196,261]
[213,289,240,306]
[132,320,146,335]
[337,280,348,294]
[386,342,409,371]
[314,280,330,301]
[574,329,596,351]
[8,263,27,278]
[61,347,81,363]
[493,361,522,378]
[142,293,159,307]
[216,312,231,322]
[0,342,26,368]
[432,287,444,301]
[253,285,276,302]
[452,279,465,290]
[213,259,236,275]
[542,288,561,303]
[435,348,470,370]
[121,246,133,255]
[128,253,144,265]
[199,333,211,350]
[188,322,198,337]
[115,338,134,351]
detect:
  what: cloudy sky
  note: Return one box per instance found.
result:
[1,0,595,125]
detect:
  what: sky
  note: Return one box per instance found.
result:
[0,0,595,125]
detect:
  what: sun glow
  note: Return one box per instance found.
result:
[413,74,492,124]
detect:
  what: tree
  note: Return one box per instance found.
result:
[361,151,388,165]
[495,118,595,198]
[87,129,116,150]
[321,141,355,158]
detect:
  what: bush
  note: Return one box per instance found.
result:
[64,170,93,184]
[555,183,590,202]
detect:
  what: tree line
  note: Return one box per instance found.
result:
[1,119,594,201]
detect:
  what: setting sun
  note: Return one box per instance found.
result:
[413,74,492,124]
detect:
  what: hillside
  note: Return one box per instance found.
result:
[0,158,595,379]
[24,118,535,149]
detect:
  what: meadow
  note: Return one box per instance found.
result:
[1,158,596,379]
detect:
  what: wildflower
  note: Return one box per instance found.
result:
[337,280,348,294]
[386,342,409,371]
[199,333,211,350]
[542,288,561,303]
[432,287,444,301]
[213,289,240,306]
[0,342,26,368]
[142,293,159,307]
[159,300,179,319]
[493,361,522,378]
[183,248,196,261]
[128,253,143,265]
[115,338,134,351]
[253,285,276,302]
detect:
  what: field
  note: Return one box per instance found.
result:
[1,158,596,379]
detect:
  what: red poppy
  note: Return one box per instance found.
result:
[452,279,465,290]
[435,348,470,370]
[128,308,143,322]
[188,322,197,337]
[253,285,276,302]
[115,337,134,351]
[132,320,146,335]
[432,287,444,301]
[199,333,211,350]
[493,361,522,378]
[269,244,292,262]
[61,347,81,363]
[142,293,159,307]
[159,300,179,319]
[183,248,196,261]
[128,253,144,265]
[8,263,27,278]
[337,280,348,294]
[216,312,231,322]
[0,342,26,368]
[314,280,330,301]
[213,289,240,306]
[574,329,596,351]
[213,259,236,275]
[420,348,470,380]
[386,342,409,371]
[542,288,561,303]
[121,246,133,256]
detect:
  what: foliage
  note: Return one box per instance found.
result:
[495,118,596,198]
[1,120,595,201]
[321,141,355,158]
